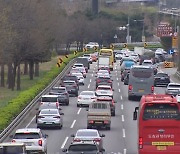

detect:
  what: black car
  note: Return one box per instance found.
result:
[96,76,113,88]
[154,72,170,87]
[49,87,69,105]
[124,73,129,85]
[61,80,78,96]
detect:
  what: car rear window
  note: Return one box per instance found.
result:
[168,84,180,88]
[132,69,153,78]
[77,131,98,137]
[41,97,57,102]
[80,92,94,95]
[40,109,58,114]
[98,87,111,90]
[14,133,40,139]
[68,144,98,151]
[143,103,179,120]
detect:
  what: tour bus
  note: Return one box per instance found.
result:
[128,65,154,100]
[99,49,114,71]
[133,94,180,154]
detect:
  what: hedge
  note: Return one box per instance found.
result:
[0,50,93,131]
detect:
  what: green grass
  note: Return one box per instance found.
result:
[0,56,59,109]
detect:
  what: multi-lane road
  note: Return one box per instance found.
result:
[2,60,179,154]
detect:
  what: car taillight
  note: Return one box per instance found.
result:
[129,85,133,91]
[38,139,42,146]
[38,116,44,119]
[104,120,109,124]
[12,139,16,142]
[56,102,59,108]
[93,138,101,142]
[91,97,96,99]
[108,80,112,83]
[53,116,60,119]
[97,79,100,83]
[88,120,94,123]
[73,138,81,142]
[139,137,143,149]
[151,86,154,92]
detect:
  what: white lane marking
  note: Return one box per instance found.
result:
[26,116,36,128]
[121,104,124,110]
[117,77,119,81]
[88,84,90,88]
[77,108,81,114]
[123,129,126,138]
[121,95,123,100]
[92,74,93,77]
[122,115,124,122]
[118,89,121,93]
[90,79,91,82]
[124,149,127,154]
[70,120,76,128]
[61,136,69,149]
[118,83,119,86]
[159,68,175,83]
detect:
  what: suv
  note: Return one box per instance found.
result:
[62,141,105,154]
[165,83,180,96]
[11,128,47,154]
[61,80,78,96]
[96,76,113,88]
[49,86,69,105]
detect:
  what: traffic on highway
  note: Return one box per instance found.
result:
[1,47,180,154]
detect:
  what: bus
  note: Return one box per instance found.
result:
[99,49,114,71]
[128,65,154,100]
[133,94,180,154]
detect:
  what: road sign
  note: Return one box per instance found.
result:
[157,24,173,37]
[172,36,178,48]
[168,49,174,54]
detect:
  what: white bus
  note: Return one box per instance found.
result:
[128,65,154,100]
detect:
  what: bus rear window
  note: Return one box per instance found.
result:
[143,103,179,120]
[132,70,153,78]
[100,52,112,56]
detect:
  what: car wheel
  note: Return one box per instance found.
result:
[112,112,115,116]
[77,104,80,107]
[66,101,69,106]
[128,95,132,100]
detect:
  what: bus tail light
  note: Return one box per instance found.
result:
[104,120,109,124]
[151,86,154,92]
[129,85,133,91]
[89,120,94,124]
[139,137,143,149]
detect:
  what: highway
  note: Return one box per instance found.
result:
[3,60,179,154]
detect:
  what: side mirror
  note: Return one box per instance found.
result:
[71,134,75,137]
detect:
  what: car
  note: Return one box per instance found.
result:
[76,57,90,72]
[120,60,135,74]
[121,69,130,81]
[49,86,69,105]
[73,63,84,68]
[77,91,97,107]
[72,64,87,78]
[37,109,64,129]
[96,76,113,88]
[96,70,110,77]
[130,53,139,62]
[71,129,105,150]
[139,55,151,65]
[83,54,92,64]
[71,72,85,85]
[62,75,79,88]
[90,53,98,62]
[75,67,87,78]
[97,96,116,116]
[98,66,110,74]
[61,80,78,96]
[62,141,105,154]
[11,128,47,154]
[40,95,60,109]
[96,85,113,98]
[142,60,158,75]
[165,83,180,96]
[154,72,170,87]
[176,94,180,103]
[85,42,99,49]
[120,57,136,66]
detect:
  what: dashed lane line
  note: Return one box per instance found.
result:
[88,84,90,89]
[77,108,81,114]
[70,120,76,128]
[123,129,126,138]
[121,104,124,110]
[122,115,124,122]
[61,136,69,149]
[26,116,35,128]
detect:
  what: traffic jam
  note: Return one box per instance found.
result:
[1,45,180,154]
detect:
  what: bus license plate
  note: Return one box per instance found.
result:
[157,146,167,150]
[138,89,144,92]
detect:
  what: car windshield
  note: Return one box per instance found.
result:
[76,131,98,137]
[14,133,40,139]
[168,84,180,88]
[68,144,98,151]
[155,73,168,77]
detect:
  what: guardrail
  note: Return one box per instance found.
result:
[0,58,76,142]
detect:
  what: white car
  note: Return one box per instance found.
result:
[77,91,97,107]
[96,70,110,77]
[71,72,85,85]
[73,63,84,68]
[85,42,99,49]
[96,85,113,98]
[176,94,180,103]
[11,128,47,153]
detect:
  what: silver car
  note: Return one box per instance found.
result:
[71,129,105,150]
[37,109,64,129]
[165,83,180,96]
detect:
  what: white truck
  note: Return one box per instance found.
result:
[134,47,145,56]
[98,56,110,69]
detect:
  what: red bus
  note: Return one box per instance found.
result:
[133,94,180,154]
